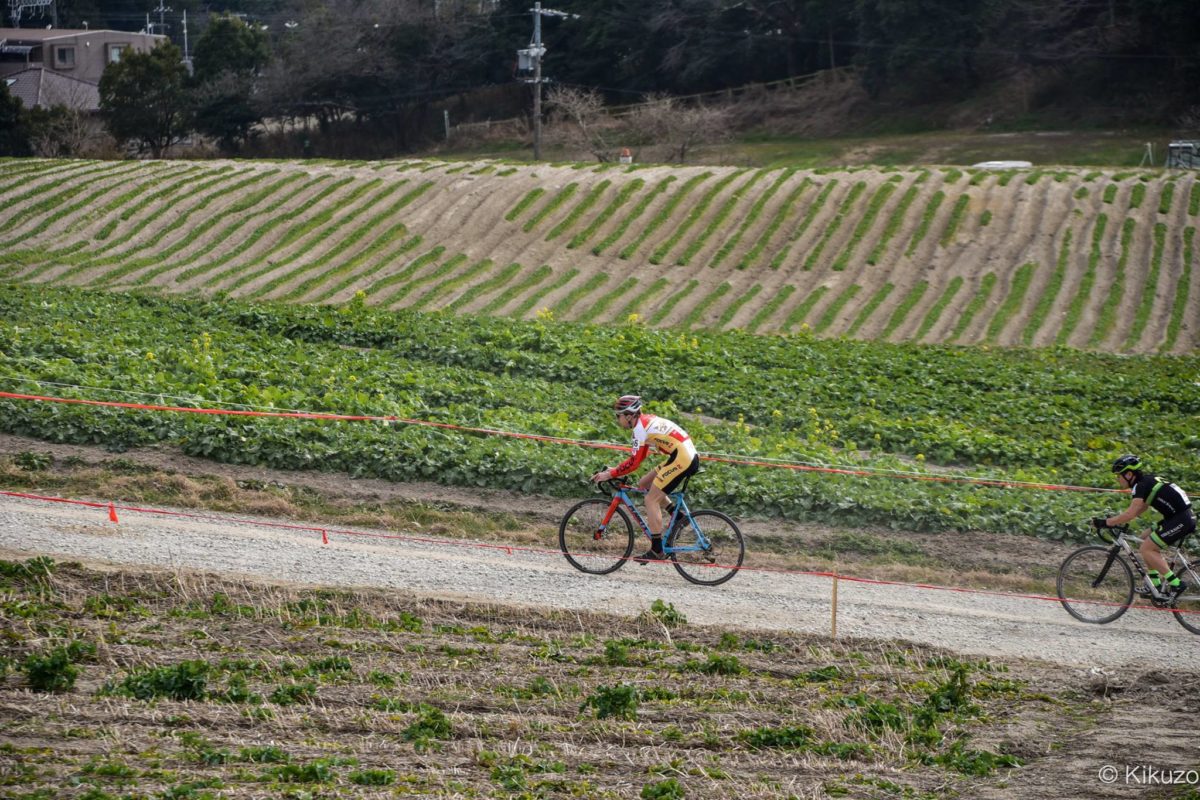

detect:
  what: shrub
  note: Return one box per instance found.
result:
[581,683,639,720]
[22,646,79,693]
[115,660,209,701]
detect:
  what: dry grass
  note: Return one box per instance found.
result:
[0,558,1112,799]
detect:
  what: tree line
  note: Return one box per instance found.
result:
[2,0,1197,158]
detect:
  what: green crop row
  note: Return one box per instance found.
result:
[881,281,929,339]
[1129,183,1146,209]
[715,284,761,329]
[986,263,1035,343]
[832,183,895,271]
[1055,215,1107,347]
[768,180,837,270]
[445,262,523,314]
[619,174,709,260]
[914,277,963,341]
[591,177,675,256]
[745,284,795,333]
[650,171,740,265]
[647,280,699,325]
[411,258,494,312]
[387,253,469,309]
[938,195,971,248]
[567,179,642,250]
[846,283,893,337]
[2,285,1196,539]
[801,182,867,271]
[866,186,919,266]
[512,268,579,318]
[1162,227,1193,352]
[948,274,996,343]
[783,286,829,331]
[1158,183,1174,215]
[551,272,608,317]
[1088,218,1135,348]
[522,184,579,233]
[615,277,668,323]
[1023,230,1072,347]
[579,277,638,324]
[903,191,944,257]
[737,177,813,270]
[674,170,769,266]
[481,264,551,315]
[680,282,732,329]
[238,180,403,299]
[308,235,423,305]
[1124,223,1166,351]
[711,169,795,270]
[505,188,545,222]
[814,285,860,334]
[546,180,611,241]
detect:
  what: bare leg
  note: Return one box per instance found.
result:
[638,471,666,536]
[1141,535,1169,574]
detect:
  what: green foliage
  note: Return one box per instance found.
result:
[99,43,191,157]
[646,280,699,325]
[1023,230,1072,346]
[480,264,551,315]
[1129,183,1146,209]
[349,768,395,786]
[769,179,836,270]
[641,778,685,800]
[22,645,80,693]
[114,660,210,701]
[712,168,794,269]
[1190,184,1200,215]
[680,283,730,329]
[403,704,453,748]
[649,599,687,627]
[1158,183,1174,215]
[674,169,768,266]
[715,284,761,329]
[739,724,813,749]
[269,681,317,706]
[581,683,639,720]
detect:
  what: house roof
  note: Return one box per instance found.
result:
[4,66,99,110]
[0,28,166,43]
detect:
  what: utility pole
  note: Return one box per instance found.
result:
[153,0,170,36]
[517,3,578,161]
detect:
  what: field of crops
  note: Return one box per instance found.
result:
[0,157,1196,353]
[2,285,1197,541]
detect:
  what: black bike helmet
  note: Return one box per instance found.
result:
[1111,454,1142,474]
[614,395,642,414]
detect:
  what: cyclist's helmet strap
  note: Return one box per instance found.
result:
[1111,454,1142,475]
[614,395,642,414]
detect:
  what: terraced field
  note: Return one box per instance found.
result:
[1,157,1196,353]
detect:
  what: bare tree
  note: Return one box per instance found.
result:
[628,93,732,163]
[545,86,623,161]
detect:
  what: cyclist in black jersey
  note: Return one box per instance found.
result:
[1092,454,1196,597]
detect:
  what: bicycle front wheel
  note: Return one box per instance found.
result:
[1056,545,1134,624]
[1170,566,1200,635]
[559,499,635,575]
[667,509,745,586]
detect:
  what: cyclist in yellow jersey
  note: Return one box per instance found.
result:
[591,395,700,562]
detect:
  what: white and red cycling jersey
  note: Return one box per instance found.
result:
[609,413,698,481]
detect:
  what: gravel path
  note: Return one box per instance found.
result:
[2,492,1192,670]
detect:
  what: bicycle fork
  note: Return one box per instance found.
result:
[593,497,623,541]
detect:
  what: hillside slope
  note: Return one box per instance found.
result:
[1,157,1196,353]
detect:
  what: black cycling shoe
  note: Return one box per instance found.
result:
[634,547,666,564]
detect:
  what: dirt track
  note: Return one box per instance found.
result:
[2,487,1194,673]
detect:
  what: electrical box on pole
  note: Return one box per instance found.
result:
[515,3,578,161]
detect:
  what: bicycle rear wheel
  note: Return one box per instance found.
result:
[667,509,745,586]
[1170,566,1200,635]
[1056,545,1134,624]
[559,499,635,575]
